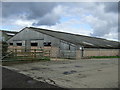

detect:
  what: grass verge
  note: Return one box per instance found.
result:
[90,56,120,59]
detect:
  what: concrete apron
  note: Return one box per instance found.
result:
[2,58,118,88]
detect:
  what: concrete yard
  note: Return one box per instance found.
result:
[4,58,118,88]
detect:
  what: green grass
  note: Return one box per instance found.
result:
[2,56,50,62]
[90,56,120,59]
[2,56,50,66]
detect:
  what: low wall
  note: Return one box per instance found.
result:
[7,46,119,59]
[83,48,119,57]
[76,50,81,59]
[50,47,59,57]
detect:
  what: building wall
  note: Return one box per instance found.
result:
[0,31,8,42]
[83,48,119,57]
[0,42,2,60]
[7,28,119,59]
[76,50,82,59]
[59,40,77,58]
[7,28,78,58]
[7,28,60,48]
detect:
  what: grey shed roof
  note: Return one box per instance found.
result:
[27,27,120,49]
[0,30,18,36]
[0,30,18,41]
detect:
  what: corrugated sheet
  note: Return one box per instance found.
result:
[28,27,119,49]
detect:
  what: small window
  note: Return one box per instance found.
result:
[31,43,38,46]
[43,42,51,46]
[17,43,22,46]
[9,43,13,45]
[69,44,70,50]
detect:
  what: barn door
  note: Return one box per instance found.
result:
[25,40,31,52]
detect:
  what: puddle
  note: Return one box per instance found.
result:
[71,70,77,73]
[97,69,102,71]
[22,70,29,71]
[75,65,83,68]
[100,63,108,65]
[30,67,49,70]
[63,70,77,75]
[59,66,67,68]
[78,74,86,78]
[65,79,71,82]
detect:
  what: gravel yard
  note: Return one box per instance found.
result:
[4,58,118,88]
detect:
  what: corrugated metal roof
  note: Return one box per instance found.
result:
[28,27,120,49]
[0,30,18,34]
[0,30,18,41]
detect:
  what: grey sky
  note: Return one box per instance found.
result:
[1,2,119,41]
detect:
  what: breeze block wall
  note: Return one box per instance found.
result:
[50,47,60,58]
[83,48,119,57]
[76,50,82,60]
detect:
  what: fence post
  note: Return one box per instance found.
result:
[15,49,17,57]
[49,50,50,58]
[34,49,36,58]
[43,49,44,57]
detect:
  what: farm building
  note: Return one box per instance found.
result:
[0,30,18,59]
[0,30,18,42]
[7,27,120,59]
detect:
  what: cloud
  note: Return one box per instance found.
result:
[103,30,118,41]
[70,2,118,40]
[15,19,35,27]
[2,2,59,26]
[33,5,64,26]
[36,18,93,36]
[104,2,118,13]
[1,2,118,41]
[2,2,57,18]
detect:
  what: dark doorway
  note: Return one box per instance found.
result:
[17,43,22,46]
[31,43,38,46]
[43,42,51,46]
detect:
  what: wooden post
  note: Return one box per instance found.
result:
[34,49,36,58]
[15,49,17,57]
[49,50,50,58]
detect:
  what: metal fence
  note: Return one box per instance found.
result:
[59,50,76,59]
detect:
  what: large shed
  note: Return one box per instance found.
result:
[7,27,120,59]
[0,30,18,42]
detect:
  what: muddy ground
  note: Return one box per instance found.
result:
[3,58,118,88]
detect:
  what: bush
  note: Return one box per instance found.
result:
[2,41,8,56]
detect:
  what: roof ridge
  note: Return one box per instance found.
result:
[28,27,119,42]
[28,27,107,40]
[0,30,18,33]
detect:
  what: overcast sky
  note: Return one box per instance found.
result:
[1,2,119,41]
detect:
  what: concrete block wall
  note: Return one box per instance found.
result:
[76,50,82,59]
[50,47,60,58]
[83,48,119,57]
[7,45,120,59]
